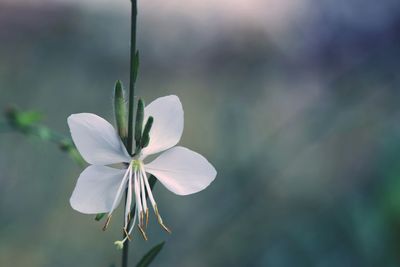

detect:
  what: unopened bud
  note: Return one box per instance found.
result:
[140,116,153,148]
[134,99,145,147]
[114,80,128,144]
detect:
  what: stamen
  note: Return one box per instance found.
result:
[124,166,133,229]
[115,212,137,248]
[139,170,148,228]
[137,224,148,241]
[140,165,156,206]
[123,228,132,241]
[126,210,137,237]
[140,211,144,228]
[103,163,132,231]
[154,204,172,234]
[102,215,112,231]
[140,165,172,234]
[134,170,142,212]
[134,169,147,240]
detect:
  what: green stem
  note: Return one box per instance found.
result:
[123,0,137,267]
[0,117,85,166]
[127,0,138,156]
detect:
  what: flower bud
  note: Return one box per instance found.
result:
[140,116,153,148]
[135,99,145,147]
[114,80,128,144]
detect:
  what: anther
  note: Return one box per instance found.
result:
[137,225,148,241]
[154,205,172,234]
[159,222,172,234]
[123,228,132,241]
[145,209,149,228]
[103,215,112,231]
[140,211,144,228]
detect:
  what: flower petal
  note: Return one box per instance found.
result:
[144,146,217,195]
[141,95,184,156]
[68,113,131,165]
[70,165,126,214]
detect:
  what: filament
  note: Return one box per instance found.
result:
[103,163,132,231]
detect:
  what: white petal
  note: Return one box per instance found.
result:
[144,146,217,195]
[70,165,126,214]
[141,95,184,156]
[68,113,131,165]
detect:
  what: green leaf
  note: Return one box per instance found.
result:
[136,242,165,267]
[95,213,106,221]
[15,110,43,127]
[5,107,42,129]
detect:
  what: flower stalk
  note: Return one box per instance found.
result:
[124,0,138,266]
[127,0,138,156]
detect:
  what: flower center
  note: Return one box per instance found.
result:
[132,159,141,171]
[105,158,171,249]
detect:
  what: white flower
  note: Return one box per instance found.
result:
[67,95,217,243]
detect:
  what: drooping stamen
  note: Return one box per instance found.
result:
[140,165,156,206]
[103,215,112,231]
[139,170,149,228]
[124,210,137,241]
[124,166,133,230]
[145,208,149,228]
[116,211,137,247]
[137,224,148,241]
[140,165,172,234]
[153,204,171,234]
[103,163,133,231]
[134,169,147,240]
[134,169,143,226]
[123,227,131,241]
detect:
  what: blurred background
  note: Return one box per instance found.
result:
[1,0,400,266]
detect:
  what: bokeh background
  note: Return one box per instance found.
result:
[1,0,400,266]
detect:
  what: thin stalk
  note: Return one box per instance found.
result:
[123,0,138,267]
[127,0,138,156]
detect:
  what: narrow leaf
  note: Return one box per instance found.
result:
[136,242,165,267]
[16,111,43,127]
[5,107,42,129]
